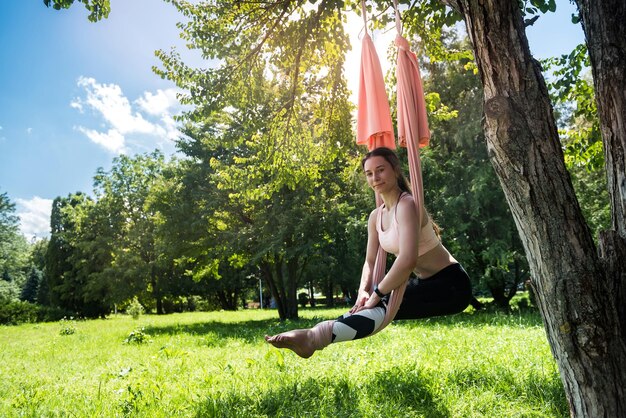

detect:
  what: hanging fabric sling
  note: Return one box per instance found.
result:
[359,0,431,336]
[307,0,431,350]
[356,0,396,151]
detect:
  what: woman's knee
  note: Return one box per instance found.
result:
[332,307,386,342]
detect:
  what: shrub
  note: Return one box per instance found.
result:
[59,317,77,335]
[298,292,309,308]
[0,300,39,325]
[511,291,536,312]
[188,296,218,312]
[0,300,73,325]
[37,306,73,323]
[126,298,144,320]
[124,327,151,344]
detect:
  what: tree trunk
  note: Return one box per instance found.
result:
[487,283,511,311]
[325,279,334,307]
[260,257,300,320]
[273,259,289,319]
[151,267,163,315]
[285,257,299,319]
[574,4,626,413]
[216,290,237,310]
[576,0,626,329]
[575,1,626,237]
[444,1,626,416]
[260,262,274,301]
[260,261,285,320]
[308,281,316,307]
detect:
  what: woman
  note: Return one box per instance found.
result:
[265,147,472,358]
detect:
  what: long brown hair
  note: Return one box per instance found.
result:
[361,147,412,195]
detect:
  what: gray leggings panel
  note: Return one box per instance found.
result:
[332,305,386,343]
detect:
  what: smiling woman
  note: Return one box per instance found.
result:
[266,1,474,356]
[265,147,473,358]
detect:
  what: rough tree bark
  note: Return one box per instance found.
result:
[576,0,626,238]
[575,0,626,338]
[442,0,626,416]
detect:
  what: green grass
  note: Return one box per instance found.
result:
[0,309,567,417]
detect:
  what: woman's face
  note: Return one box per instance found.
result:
[363,156,397,193]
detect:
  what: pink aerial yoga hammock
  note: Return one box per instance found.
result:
[308,0,431,350]
[363,0,431,335]
[356,2,395,151]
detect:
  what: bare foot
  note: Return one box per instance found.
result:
[265,329,315,359]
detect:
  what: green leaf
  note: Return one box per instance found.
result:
[548,0,557,13]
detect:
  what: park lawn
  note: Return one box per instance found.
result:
[0,308,567,417]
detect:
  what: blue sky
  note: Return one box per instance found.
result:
[0,0,584,240]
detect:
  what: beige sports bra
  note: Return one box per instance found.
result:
[376,193,440,256]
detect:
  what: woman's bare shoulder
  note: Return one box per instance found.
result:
[398,194,416,210]
[399,193,415,203]
[368,207,379,222]
[396,195,418,222]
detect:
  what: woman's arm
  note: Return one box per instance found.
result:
[351,209,379,312]
[359,198,419,310]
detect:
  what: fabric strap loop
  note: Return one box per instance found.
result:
[392,0,402,35]
[361,0,368,35]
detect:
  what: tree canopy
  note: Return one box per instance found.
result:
[43,0,110,22]
[0,192,30,302]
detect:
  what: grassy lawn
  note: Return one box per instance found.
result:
[0,308,567,417]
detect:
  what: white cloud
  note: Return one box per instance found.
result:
[70,99,84,113]
[136,88,182,142]
[16,197,53,239]
[76,76,156,135]
[136,88,180,116]
[160,114,180,141]
[72,77,182,154]
[77,126,127,154]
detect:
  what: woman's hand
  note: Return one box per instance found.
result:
[349,289,370,313]
[354,292,381,313]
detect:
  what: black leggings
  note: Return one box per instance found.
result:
[331,263,472,343]
[394,263,472,320]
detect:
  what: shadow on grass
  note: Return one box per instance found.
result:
[392,309,544,329]
[193,369,449,418]
[367,367,450,417]
[143,316,334,345]
[142,309,543,347]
